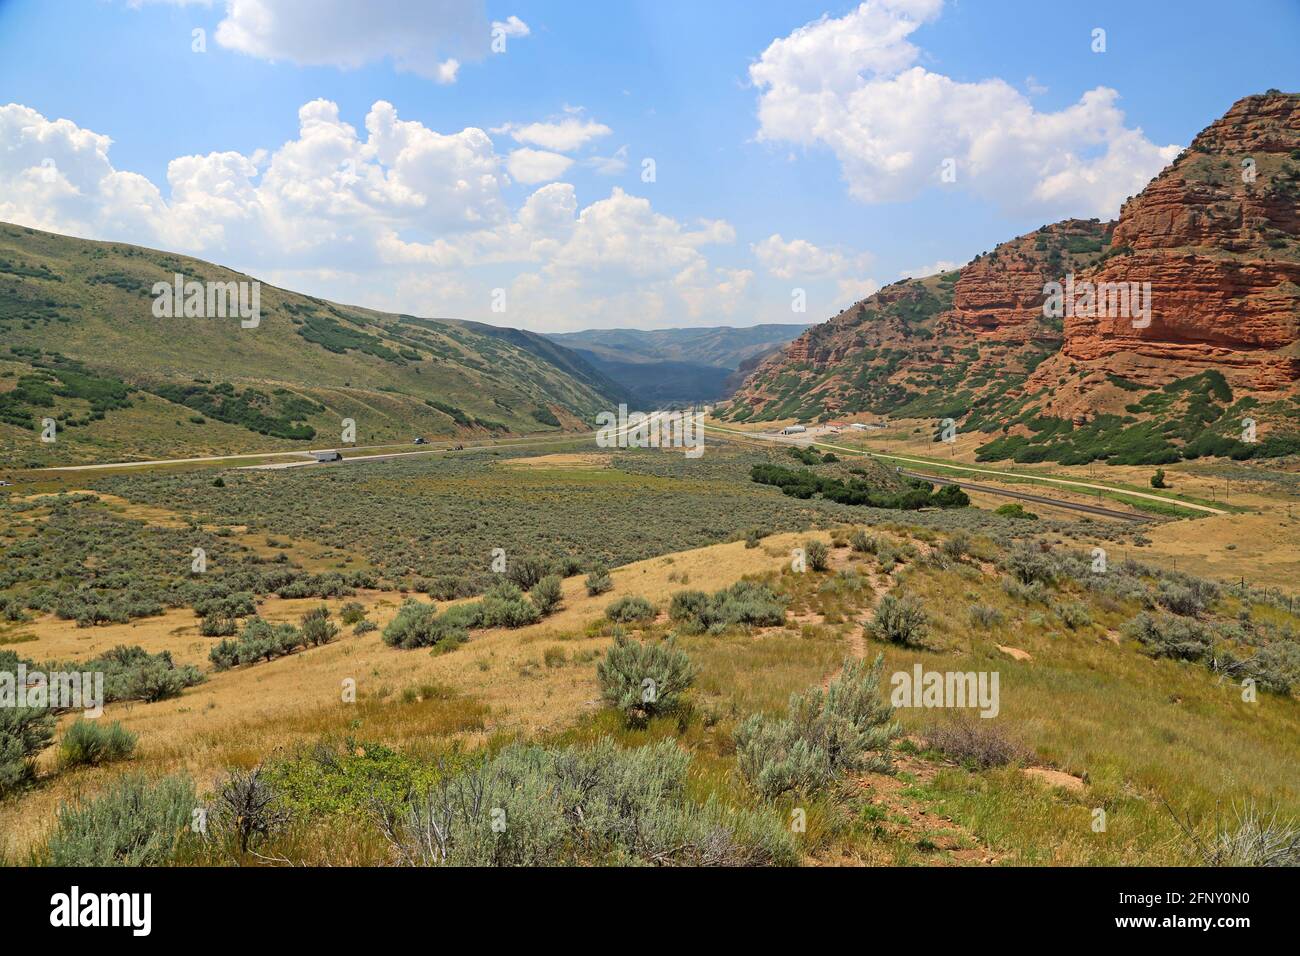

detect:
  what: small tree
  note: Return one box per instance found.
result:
[597,633,695,725]
[1151,468,1169,489]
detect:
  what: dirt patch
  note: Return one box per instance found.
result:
[500,453,608,469]
[1022,767,1086,793]
[847,751,1005,866]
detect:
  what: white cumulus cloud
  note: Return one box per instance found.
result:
[507,148,574,185]
[750,0,1179,218]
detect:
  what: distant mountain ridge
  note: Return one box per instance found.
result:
[545,324,810,404]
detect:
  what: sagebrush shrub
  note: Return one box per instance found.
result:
[735,655,899,798]
[530,575,563,616]
[669,580,786,634]
[37,774,197,866]
[0,703,55,795]
[849,529,876,554]
[58,719,137,768]
[869,594,929,647]
[506,555,552,591]
[382,600,468,650]
[596,632,694,724]
[804,538,830,572]
[1005,544,1057,586]
[924,717,1027,769]
[968,603,1004,629]
[1124,613,1213,662]
[299,606,338,646]
[605,595,656,624]
[375,737,794,867]
[585,565,613,596]
[478,581,542,628]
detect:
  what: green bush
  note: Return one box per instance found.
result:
[382,600,468,650]
[585,565,613,596]
[530,574,563,616]
[299,606,338,647]
[869,594,929,647]
[596,632,694,724]
[734,655,899,798]
[804,538,830,572]
[605,595,657,624]
[668,580,787,634]
[0,703,55,795]
[339,601,367,625]
[1124,613,1213,662]
[58,719,137,769]
[36,774,197,866]
[374,738,794,866]
[995,503,1038,520]
[478,581,542,628]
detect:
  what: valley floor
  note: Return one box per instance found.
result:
[1,442,1297,866]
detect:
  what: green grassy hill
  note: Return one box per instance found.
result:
[0,222,630,466]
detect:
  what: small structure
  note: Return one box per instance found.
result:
[850,423,868,431]
[779,424,807,436]
[312,450,343,463]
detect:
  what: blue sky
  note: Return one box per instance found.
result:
[1,0,1297,331]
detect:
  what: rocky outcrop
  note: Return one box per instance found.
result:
[726,92,1300,424]
[1059,91,1300,391]
[942,220,1111,342]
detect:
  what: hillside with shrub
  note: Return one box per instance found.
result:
[0,222,629,465]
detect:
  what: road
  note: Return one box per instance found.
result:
[701,423,1166,522]
[702,422,1225,517]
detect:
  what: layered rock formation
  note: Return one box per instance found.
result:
[1055,92,1300,391]
[727,92,1299,429]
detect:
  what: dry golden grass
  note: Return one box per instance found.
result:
[0,530,832,856]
